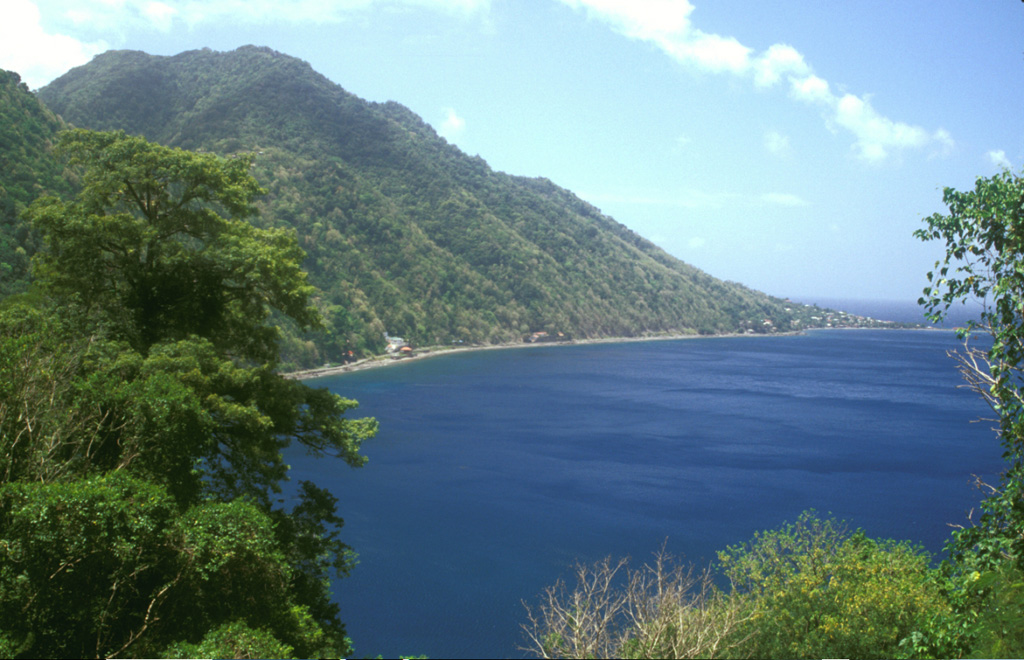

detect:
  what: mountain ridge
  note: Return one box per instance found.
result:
[19,46,827,365]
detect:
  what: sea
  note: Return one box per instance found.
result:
[284,298,1003,659]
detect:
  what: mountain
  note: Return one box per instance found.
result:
[0,69,72,297]
[31,46,813,366]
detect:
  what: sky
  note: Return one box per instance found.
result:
[3,0,1023,303]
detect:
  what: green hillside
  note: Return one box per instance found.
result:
[19,46,836,367]
[0,70,71,297]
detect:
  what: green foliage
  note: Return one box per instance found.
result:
[967,560,1024,658]
[717,511,949,659]
[0,473,335,658]
[161,620,295,659]
[0,68,72,297]
[25,128,318,363]
[916,170,1024,565]
[523,514,953,660]
[0,129,376,657]
[0,472,177,658]
[914,167,1024,658]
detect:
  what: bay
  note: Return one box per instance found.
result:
[286,327,1004,659]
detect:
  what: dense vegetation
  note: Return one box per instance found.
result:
[522,169,1024,659]
[32,46,839,367]
[0,70,72,297]
[523,511,949,659]
[0,130,376,658]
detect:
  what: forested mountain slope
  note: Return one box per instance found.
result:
[35,46,806,366]
[0,70,71,297]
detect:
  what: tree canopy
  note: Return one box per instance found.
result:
[0,129,376,658]
[26,128,318,363]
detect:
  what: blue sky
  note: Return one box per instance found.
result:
[3,0,1023,303]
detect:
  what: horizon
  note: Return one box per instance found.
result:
[3,1,1022,303]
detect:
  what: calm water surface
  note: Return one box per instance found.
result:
[286,328,1003,659]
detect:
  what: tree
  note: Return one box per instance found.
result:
[915,168,1024,657]
[1,129,376,657]
[25,128,316,363]
[916,169,1024,567]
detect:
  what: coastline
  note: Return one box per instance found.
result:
[284,323,955,381]
[284,330,803,380]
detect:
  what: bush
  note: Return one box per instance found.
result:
[717,511,950,659]
[521,513,954,660]
[520,548,746,659]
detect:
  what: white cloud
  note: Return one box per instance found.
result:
[0,0,108,88]
[988,149,1012,170]
[687,236,706,249]
[440,107,466,140]
[562,0,751,74]
[558,0,953,163]
[560,0,695,41]
[789,74,831,105]
[664,31,750,74]
[833,93,939,164]
[761,192,809,207]
[764,130,790,157]
[753,43,808,88]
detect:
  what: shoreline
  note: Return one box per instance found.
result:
[285,323,953,380]
[286,329,807,380]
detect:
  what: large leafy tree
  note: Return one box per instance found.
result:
[0,129,376,657]
[915,168,1024,657]
[916,169,1024,567]
[26,128,316,362]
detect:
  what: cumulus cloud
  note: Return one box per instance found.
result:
[560,0,750,73]
[753,43,808,88]
[0,0,108,88]
[988,149,1012,170]
[558,0,953,163]
[789,74,831,105]
[560,0,695,41]
[833,94,935,163]
[664,31,750,74]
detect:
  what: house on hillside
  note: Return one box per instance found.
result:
[384,333,407,353]
[525,331,570,344]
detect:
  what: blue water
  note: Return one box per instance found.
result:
[286,326,1004,659]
